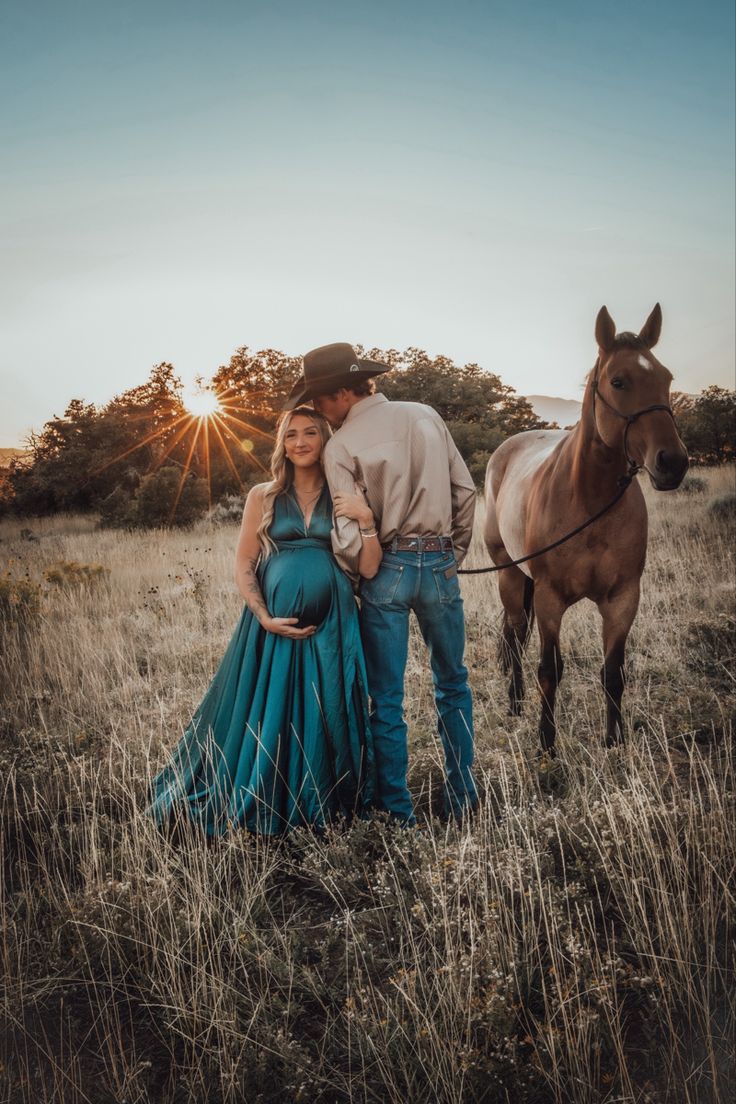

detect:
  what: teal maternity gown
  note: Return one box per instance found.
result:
[149,485,375,834]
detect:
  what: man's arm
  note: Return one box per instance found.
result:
[444,427,476,564]
[332,490,382,579]
[322,441,363,580]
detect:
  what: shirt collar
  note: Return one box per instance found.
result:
[343,393,388,425]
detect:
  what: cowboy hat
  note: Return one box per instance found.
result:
[283,343,391,410]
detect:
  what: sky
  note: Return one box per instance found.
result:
[1,0,734,445]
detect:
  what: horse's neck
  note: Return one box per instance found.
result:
[567,375,628,498]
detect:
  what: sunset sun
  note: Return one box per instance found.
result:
[182,387,222,419]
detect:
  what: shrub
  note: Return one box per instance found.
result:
[686,614,735,689]
[136,466,209,528]
[0,573,41,624]
[678,474,707,494]
[208,494,246,524]
[43,561,110,587]
[707,491,736,522]
[98,485,137,529]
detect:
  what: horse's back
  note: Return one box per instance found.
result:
[487,430,568,495]
[484,430,569,575]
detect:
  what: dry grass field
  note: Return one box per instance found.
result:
[1,468,734,1103]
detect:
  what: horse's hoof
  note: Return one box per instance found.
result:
[536,753,567,796]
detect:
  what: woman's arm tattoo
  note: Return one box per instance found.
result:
[237,556,270,624]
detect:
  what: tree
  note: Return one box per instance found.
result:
[677,386,736,464]
[212,347,298,430]
[8,363,235,518]
[102,362,187,474]
[10,399,103,513]
[207,347,302,492]
[8,364,191,515]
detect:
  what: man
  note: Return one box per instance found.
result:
[285,342,477,825]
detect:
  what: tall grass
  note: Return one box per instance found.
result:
[1,468,734,1103]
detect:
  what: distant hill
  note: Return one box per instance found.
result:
[0,447,29,467]
[526,395,582,428]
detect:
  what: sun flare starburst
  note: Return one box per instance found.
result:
[91,384,275,525]
[182,387,222,419]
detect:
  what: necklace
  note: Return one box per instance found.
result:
[293,484,323,507]
[291,482,324,531]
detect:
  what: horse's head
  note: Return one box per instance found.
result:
[592,304,689,490]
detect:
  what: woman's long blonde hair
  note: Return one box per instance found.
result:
[256,406,332,557]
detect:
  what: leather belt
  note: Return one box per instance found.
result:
[381,536,454,553]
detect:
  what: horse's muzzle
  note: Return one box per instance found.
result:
[649,447,689,491]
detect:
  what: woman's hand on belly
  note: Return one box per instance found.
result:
[261,615,317,639]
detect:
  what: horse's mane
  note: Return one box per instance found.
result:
[609,331,648,350]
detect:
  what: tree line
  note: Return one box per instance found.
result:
[670,386,736,466]
[0,348,733,527]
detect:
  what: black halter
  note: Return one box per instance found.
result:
[592,362,676,480]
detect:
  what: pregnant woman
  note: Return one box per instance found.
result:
[149,407,381,835]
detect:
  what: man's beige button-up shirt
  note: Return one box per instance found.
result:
[323,394,476,579]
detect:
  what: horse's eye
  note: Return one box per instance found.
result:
[611,378,624,390]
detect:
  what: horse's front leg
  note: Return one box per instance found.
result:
[534,586,567,757]
[597,583,640,747]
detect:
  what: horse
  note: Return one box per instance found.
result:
[483,304,689,755]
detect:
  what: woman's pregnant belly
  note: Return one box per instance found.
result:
[262,547,336,628]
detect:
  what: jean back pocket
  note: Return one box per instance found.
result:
[432,558,460,604]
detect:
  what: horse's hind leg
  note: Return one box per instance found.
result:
[498,568,535,714]
[597,583,640,747]
[534,586,566,756]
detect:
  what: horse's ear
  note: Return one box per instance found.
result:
[595,306,616,353]
[638,303,662,349]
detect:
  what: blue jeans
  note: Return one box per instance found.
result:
[359,549,477,824]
